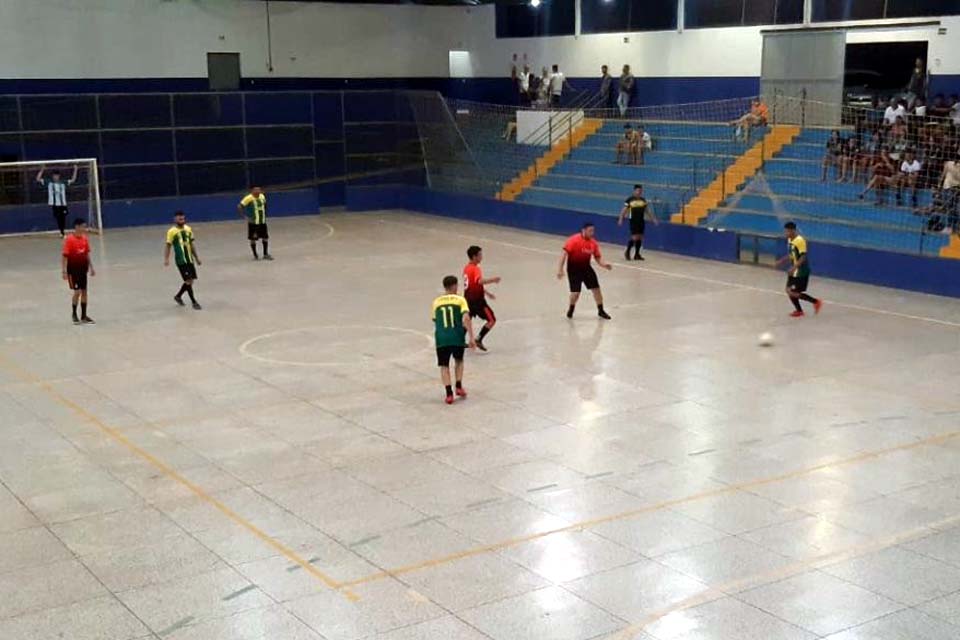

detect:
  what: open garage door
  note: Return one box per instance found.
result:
[762,31,845,127]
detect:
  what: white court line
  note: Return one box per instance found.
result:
[238,324,433,367]
[378,215,960,329]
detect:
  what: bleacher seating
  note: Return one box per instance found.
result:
[515,120,759,222]
[507,117,948,257]
[704,127,947,257]
[453,110,544,190]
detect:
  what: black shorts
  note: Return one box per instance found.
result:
[52,205,68,221]
[568,266,600,293]
[467,298,496,324]
[67,270,87,291]
[177,263,198,282]
[436,346,465,367]
[629,219,646,236]
[787,275,809,293]
[247,223,269,240]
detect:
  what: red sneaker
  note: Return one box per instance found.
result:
[814,299,823,315]
[444,395,455,405]
[456,387,468,399]
[790,310,805,318]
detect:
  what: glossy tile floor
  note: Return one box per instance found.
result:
[2,210,960,640]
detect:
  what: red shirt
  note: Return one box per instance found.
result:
[563,233,601,268]
[463,262,484,302]
[62,234,90,270]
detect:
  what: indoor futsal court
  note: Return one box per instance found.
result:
[3,211,960,639]
[6,0,960,638]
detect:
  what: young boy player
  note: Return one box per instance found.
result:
[432,275,476,404]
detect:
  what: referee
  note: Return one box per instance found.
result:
[36,165,78,238]
[557,222,612,319]
[617,184,658,261]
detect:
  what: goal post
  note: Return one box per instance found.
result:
[0,158,102,237]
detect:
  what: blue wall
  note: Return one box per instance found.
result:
[346,184,960,299]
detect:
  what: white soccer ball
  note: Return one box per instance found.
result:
[758,332,774,347]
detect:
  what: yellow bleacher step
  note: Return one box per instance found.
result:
[499,118,603,202]
[671,125,801,226]
[940,235,960,259]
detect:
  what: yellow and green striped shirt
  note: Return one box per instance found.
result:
[240,193,267,224]
[166,224,196,266]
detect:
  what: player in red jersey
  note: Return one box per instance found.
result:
[557,222,612,319]
[61,218,95,324]
[463,245,501,352]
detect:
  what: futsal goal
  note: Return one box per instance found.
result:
[0,159,102,236]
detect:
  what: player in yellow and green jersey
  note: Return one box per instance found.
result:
[432,275,476,404]
[776,221,822,318]
[163,211,202,310]
[238,186,271,261]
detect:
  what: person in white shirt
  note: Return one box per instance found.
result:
[518,64,531,106]
[548,64,573,108]
[950,94,960,126]
[894,149,922,207]
[36,165,78,238]
[883,98,907,126]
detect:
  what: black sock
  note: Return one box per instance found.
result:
[791,297,803,312]
[567,304,575,317]
[72,303,78,318]
[250,242,258,258]
[455,381,463,389]
[598,304,605,313]
[262,240,269,255]
[81,302,87,317]
[634,239,643,257]
[478,326,490,342]
[626,240,634,252]
[176,284,188,299]
[445,385,453,396]
[799,293,818,304]
[186,285,197,304]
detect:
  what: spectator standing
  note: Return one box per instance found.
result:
[519,64,532,106]
[535,67,550,107]
[618,65,635,117]
[549,64,573,108]
[906,58,927,107]
[941,155,960,223]
[599,65,613,110]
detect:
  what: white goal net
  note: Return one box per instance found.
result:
[0,159,102,236]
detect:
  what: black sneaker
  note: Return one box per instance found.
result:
[72,316,80,325]
[566,308,575,319]
[624,249,631,260]
[476,340,488,352]
[598,310,612,320]
[634,254,644,261]
[252,255,259,261]
[81,316,95,324]
[263,254,274,261]
[174,295,185,307]
[192,301,202,310]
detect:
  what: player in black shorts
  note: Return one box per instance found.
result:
[463,246,501,351]
[617,184,658,261]
[557,223,613,320]
[238,187,271,260]
[164,211,202,310]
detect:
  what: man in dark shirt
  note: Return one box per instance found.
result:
[599,65,613,110]
[617,184,658,260]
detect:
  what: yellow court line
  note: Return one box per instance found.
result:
[0,353,360,602]
[338,428,960,589]
[612,510,960,639]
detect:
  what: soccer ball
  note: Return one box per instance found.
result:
[758,332,774,347]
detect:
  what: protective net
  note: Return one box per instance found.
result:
[0,159,100,236]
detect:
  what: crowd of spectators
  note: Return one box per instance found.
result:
[813,88,960,233]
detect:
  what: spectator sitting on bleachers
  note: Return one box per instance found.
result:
[615,124,640,165]
[821,130,843,181]
[838,136,860,183]
[888,118,909,162]
[921,155,960,233]
[856,131,882,183]
[951,94,960,127]
[860,146,895,204]
[730,99,768,142]
[894,148,922,207]
[929,94,952,119]
[883,98,907,128]
[637,126,651,163]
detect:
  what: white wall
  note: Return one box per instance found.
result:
[1,0,958,82]
[456,6,960,79]
[0,0,469,79]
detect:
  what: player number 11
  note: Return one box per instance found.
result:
[440,306,456,328]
